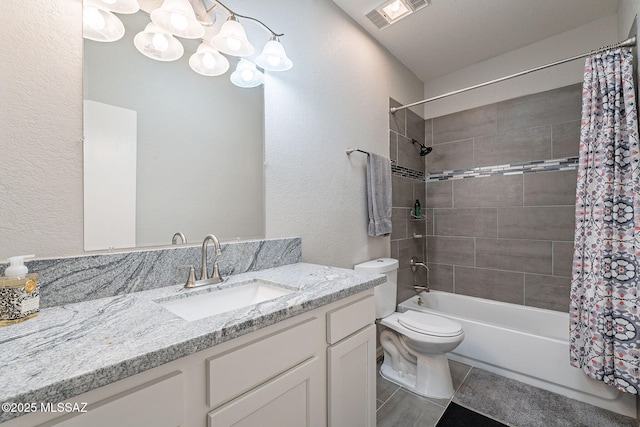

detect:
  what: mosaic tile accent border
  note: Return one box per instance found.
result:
[392,164,425,180]
[426,157,579,182]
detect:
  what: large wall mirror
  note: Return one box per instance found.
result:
[83,8,265,251]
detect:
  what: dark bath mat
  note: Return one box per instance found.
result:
[436,402,508,427]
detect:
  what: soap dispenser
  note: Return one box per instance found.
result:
[0,255,40,325]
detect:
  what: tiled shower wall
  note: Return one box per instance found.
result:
[389,99,428,304]
[424,84,582,312]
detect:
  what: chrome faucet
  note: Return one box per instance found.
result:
[180,234,224,288]
[172,232,187,245]
[410,257,430,293]
[201,234,222,282]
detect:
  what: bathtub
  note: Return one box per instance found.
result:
[398,291,636,418]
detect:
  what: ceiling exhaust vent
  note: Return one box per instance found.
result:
[366,0,429,30]
[366,10,391,30]
[407,0,429,11]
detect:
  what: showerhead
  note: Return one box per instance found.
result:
[412,139,433,156]
[420,146,433,156]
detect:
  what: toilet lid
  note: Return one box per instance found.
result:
[396,310,462,337]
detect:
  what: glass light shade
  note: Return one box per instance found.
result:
[255,37,293,71]
[230,59,264,88]
[377,0,413,23]
[134,22,184,61]
[83,2,125,42]
[381,0,410,20]
[189,43,230,76]
[95,0,140,14]
[211,16,254,57]
[150,0,205,39]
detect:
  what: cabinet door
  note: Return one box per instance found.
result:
[208,356,323,427]
[328,324,376,427]
[208,317,321,408]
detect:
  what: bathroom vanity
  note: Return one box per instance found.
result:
[0,260,383,427]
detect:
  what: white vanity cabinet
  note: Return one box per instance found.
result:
[326,296,377,427]
[1,289,375,427]
[206,316,325,427]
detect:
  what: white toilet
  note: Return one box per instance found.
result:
[354,258,464,399]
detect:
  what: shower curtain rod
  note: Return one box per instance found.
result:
[390,36,637,114]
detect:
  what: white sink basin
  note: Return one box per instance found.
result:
[158,279,295,321]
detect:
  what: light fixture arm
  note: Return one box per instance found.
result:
[207,0,284,37]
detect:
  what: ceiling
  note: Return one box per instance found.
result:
[332,0,620,82]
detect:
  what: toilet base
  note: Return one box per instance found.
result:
[379,351,455,399]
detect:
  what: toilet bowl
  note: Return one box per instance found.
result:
[354,258,464,399]
[379,310,464,398]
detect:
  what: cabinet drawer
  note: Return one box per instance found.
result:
[207,317,322,408]
[326,295,375,345]
[48,371,183,427]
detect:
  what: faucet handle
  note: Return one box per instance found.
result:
[178,265,196,288]
[210,261,224,284]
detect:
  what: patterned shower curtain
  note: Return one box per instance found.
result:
[570,47,640,394]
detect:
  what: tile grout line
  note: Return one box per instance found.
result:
[376,386,402,413]
[432,364,472,427]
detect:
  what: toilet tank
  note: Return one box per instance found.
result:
[354,258,399,319]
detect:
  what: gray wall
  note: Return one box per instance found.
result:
[424,84,582,312]
[389,99,427,304]
[260,0,425,270]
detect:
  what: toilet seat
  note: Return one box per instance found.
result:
[380,310,463,339]
[396,310,463,337]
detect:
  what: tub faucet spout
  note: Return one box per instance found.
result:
[410,257,430,293]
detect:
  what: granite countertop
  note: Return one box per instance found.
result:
[0,262,384,423]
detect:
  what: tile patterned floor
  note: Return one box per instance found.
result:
[376,360,638,427]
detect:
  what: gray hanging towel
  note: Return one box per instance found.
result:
[366,153,392,236]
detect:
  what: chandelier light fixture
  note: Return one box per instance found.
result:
[133,22,185,61]
[82,0,293,87]
[83,0,130,42]
[211,15,255,57]
[230,59,264,88]
[255,36,293,72]
[189,42,230,76]
[150,0,205,39]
